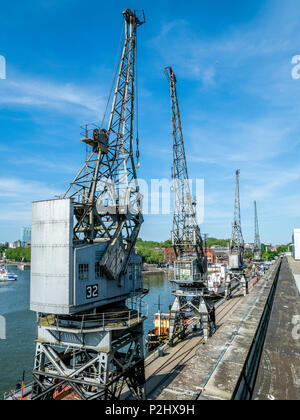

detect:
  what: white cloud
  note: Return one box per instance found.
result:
[0,73,106,119]
[9,155,76,174]
[0,177,62,232]
[0,177,60,200]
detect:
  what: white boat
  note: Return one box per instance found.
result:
[0,266,18,282]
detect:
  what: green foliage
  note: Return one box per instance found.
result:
[262,251,276,261]
[136,237,230,264]
[261,243,292,261]
[276,244,291,254]
[136,239,165,264]
[136,238,292,264]
[5,247,31,262]
[0,245,7,255]
[206,238,230,248]
[136,238,172,249]
[244,252,254,259]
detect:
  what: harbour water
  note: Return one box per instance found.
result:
[0,266,174,397]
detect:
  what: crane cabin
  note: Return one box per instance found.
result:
[30,198,143,315]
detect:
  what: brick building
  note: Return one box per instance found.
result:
[211,246,229,264]
[164,247,215,264]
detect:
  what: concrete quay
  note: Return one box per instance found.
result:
[145,261,282,400]
[252,257,300,400]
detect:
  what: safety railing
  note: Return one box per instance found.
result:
[38,301,148,331]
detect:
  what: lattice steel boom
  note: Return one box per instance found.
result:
[165,67,215,344]
[254,201,262,261]
[226,169,248,298]
[63,8,145,281]
[230,169,244,255]
[165,66,206,274]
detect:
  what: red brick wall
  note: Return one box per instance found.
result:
[164,248,215,264]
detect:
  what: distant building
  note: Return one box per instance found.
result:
[244,243,254,252]
[9,240,21,249]
[164,247,215,264]
[154,247,164,253]
[293,229,300,260]
[211,246,229,264]
[21,227,31,247]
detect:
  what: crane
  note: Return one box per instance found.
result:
[226,170,248,298]
[166,67,207,273]
[63,8,145,283]
[253,201,262,262]
[165,67,215,342]
[30,9,147,401]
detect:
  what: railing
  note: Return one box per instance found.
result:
[38,301,148,331]
[172,272,208,286]
[232,258,282,400]
[80,123,100,139]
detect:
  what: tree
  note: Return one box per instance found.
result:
[244,252,254,259]
[5,247,31,262]
[206,238,230,248]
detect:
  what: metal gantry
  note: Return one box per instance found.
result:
[165,67,215,343]
[226,170,248,298]
[253,201,262,262]
[31,9,147,401]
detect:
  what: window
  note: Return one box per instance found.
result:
[135,264,141,281]
[95,262,104,279]
[128,264,133,281]
[79,264,89,281]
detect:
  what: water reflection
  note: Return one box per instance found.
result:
[142,272,174,335]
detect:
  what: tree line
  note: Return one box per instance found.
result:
[0,241,292,265]
[4,247,31,262]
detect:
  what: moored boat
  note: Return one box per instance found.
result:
[0,266,18,282]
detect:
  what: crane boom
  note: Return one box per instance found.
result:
[63,9,145,280]
[226,169,248,298]
[230,169,244,255]
[29,9,148,401]
[165,67,215,343]
[254,200,262,261]
[165,66,206,274]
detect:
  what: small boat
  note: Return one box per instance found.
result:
[146,312,170,352]
[0,266,18,282]
[4,382,73,400]
[145,311,197,352]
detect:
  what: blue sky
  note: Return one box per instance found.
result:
[0,0,300,244]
